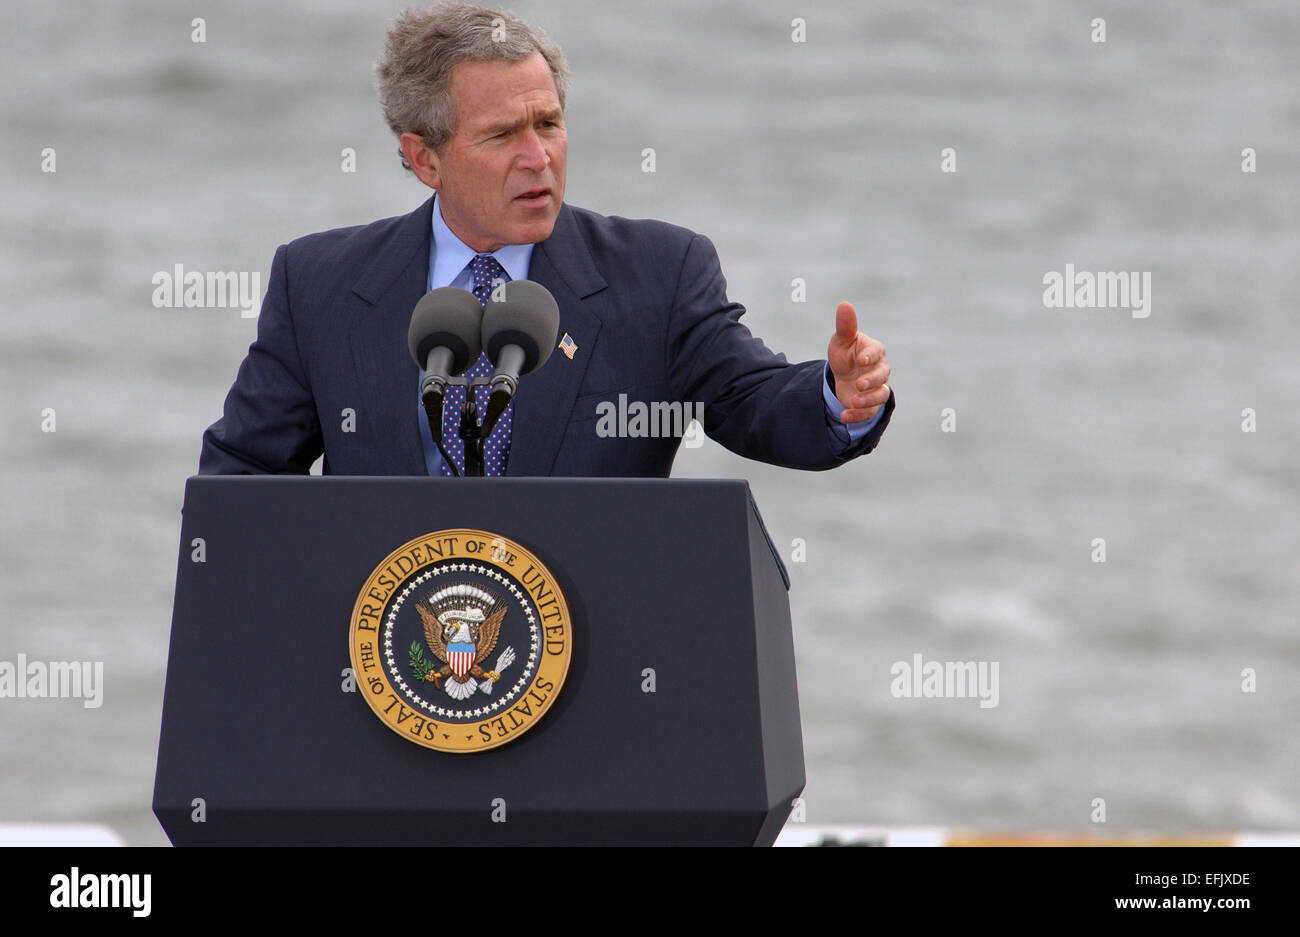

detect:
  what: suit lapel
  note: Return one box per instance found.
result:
[346,196,435,476]
[507,204,607,476]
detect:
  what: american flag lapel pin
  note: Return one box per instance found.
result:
[558,332,577,359]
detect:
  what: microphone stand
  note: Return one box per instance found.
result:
[458,396,482,478]
[458,374,494,477]
[422,373,493,478]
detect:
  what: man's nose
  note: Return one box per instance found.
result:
[515,128,549,171]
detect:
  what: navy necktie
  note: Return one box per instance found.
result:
[440,254,513,476]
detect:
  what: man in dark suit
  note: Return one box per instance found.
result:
[199,3,895,478]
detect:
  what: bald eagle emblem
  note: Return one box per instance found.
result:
[410,583,517,700]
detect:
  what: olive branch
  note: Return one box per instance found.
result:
[409,641,435,681]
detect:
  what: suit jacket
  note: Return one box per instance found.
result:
[199,196,894,476]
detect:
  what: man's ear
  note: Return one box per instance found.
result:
[400,132,441,190]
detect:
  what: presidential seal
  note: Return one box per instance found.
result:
[348,529,572,753]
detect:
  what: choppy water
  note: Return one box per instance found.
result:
[2,0,1297,844]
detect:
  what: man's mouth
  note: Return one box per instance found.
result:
[514,187,551,204]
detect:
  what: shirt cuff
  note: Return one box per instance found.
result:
[823,363,885,445]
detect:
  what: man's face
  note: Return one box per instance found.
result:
[417,52,567,253]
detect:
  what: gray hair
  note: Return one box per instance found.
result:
[375,3,570,171]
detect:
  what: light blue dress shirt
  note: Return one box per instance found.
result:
[418,196,883,475]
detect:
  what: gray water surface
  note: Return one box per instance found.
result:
[2,0,1297,843]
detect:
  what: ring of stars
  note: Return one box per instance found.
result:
[381,560,541,721]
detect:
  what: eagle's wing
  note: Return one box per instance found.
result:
[474,602,508,663]
[417,604,449,662]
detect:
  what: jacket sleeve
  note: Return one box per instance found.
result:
[664,233,892,470]
[198,243,324,474]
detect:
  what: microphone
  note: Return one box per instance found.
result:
[408,289,484,477]
[479,279,560,436]
[407,287,484,441]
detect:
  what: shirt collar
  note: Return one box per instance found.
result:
[430,193,535,287]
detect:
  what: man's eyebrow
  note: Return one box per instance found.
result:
[479,108,564,136]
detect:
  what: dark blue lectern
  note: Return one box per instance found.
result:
[153,477,803,845]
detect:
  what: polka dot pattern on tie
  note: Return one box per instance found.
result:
[440,254,513,477]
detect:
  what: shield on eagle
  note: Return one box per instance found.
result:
[447,642,475,679]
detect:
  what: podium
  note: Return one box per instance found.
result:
[153,477,804,845]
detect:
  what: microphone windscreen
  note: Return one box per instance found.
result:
[482,279,560,375]
[407,287,484,374]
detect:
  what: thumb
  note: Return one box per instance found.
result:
[834,301,858,345]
